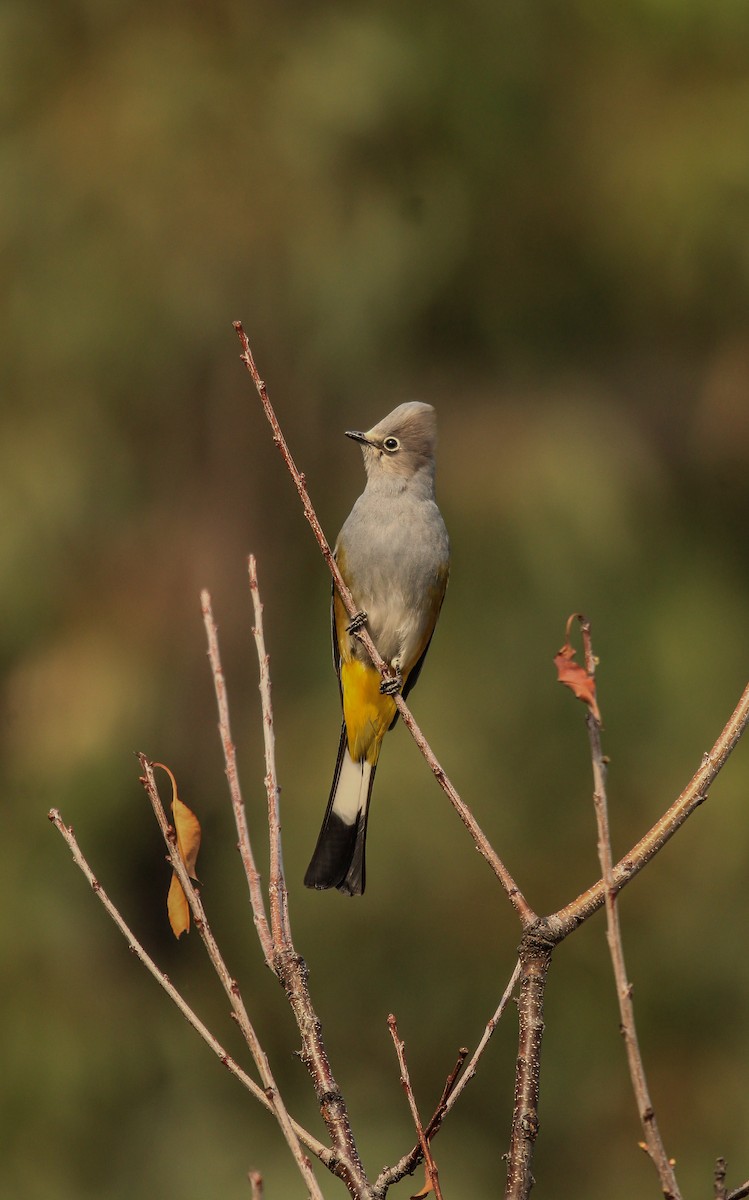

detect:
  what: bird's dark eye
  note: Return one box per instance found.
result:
[383,436,400,453]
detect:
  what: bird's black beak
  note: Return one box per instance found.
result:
[345,430,373,446]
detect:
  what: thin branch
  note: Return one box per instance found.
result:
[233,320,535,928]
[728,1181,749,1200]
[138,756,325,1200]
[376,958,521,1196]
[579,617,681,1200]
[437,958,521,1124]
[424,1047,470,1142]
[47,808,332,1170]
[248,555,291,954]
[203,587,369,1196]
[200,590,274,968]
[249,1171,264,1199]
[551,680,749,937]
[388,1015,444,1200]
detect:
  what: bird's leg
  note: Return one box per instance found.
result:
[346,610,368,634]
[380,658,403,696]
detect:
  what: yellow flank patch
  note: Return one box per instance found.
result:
[340,660,397,764]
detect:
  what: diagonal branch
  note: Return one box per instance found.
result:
[47,808,332,1171]
[579,616,681,1200]
[232,320,535,928]
[550,680,749,937]
[138,756,325,1199]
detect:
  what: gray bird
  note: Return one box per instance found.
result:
[304,402,450,895]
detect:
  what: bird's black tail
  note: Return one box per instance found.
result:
[304,724,376,896]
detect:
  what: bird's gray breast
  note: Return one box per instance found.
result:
[337,490,449,667]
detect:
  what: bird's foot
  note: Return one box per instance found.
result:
[380,664,403,696]
[346,610,368,634]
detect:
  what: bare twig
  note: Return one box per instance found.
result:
[233,320,535,928]
[551,680,749,937]
[388,1015,444,1200]
[138,756,325,1200]
[248,555,291,954]
[376,959,521,1196]
[248,1170,264,1199]
[200,590,274,967]
[424,1047,470,1142]
[436,958,521,1125]
[47,809,332,1170]
[579,616,681,1200]
[204,586,370,1196]
[727,1181,749,1200]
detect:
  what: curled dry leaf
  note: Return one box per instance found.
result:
[554,613,601,724]
[410,1164,436,1199]
[154,763,202,938]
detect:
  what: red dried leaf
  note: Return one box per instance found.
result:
[554,616,601,723]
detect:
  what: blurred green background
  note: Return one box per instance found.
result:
[4,1,749,1196]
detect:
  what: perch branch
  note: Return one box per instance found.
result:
[388,1015,444,1200]
[580,617,681,1200]
[200,590,274,967]
[233,320,535,928]
[47,809,331,1169]
[138,756,325,1199]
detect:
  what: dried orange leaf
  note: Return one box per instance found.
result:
[167,871,190,939]
[410,1163,436,1199]
[173,793,201,880]
[154,763,202,937]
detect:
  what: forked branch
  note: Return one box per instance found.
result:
[47,809,332,1178]
[49,328,749,1200]
[202,579,369,1197]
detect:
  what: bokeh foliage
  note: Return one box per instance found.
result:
[3,1,749,1197]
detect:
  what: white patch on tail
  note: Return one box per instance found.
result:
[332,749,372,825]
